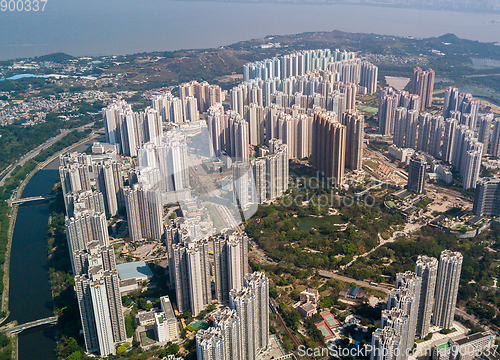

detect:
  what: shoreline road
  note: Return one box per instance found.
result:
[0,123,94,187]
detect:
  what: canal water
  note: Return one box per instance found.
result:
[7,141,93,359]
[7,161,59,359]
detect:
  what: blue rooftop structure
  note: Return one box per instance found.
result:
[349,286,360,297]
[116,261,153,281]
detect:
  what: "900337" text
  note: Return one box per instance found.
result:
[1,0,47,11]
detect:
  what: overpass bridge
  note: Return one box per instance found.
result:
[10,195,55,206]
[1,316,58,334]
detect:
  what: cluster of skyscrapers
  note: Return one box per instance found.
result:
[165,217,270,360]
[243,49,355,81]
[371,250,463,360]
[222,51,371,189]
[177,80,224,113]
[196,272,269,360]
[166,221,248,315]
[242,49,378,94]
[312,110,365,186]
[60,151,127,356]
[238,51,377,114]
[383,82,497,189]
[231,139,289,209]
[66,92,274,356]
[103,101,164,157]
[412,67,435,111]
[233,75,359,114]
[379,86,422,136]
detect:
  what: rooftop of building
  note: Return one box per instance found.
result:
[160,296,176,322]
[302,288,319,296]
[116,261,153,281]
[453,332,493,346]
[299,302,317,313]
[137,309,158,324]
[469,215,483,225]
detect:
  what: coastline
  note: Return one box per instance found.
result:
[2,2,500,61]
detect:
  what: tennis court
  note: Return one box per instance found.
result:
[316,322,334,339]
[140,329,157,346]
[321,311,340,328]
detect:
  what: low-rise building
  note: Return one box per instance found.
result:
[388,145,415,165]
[300,288,320,304]
[137,309,157,326]
[298,302,317,320]
[116,261,154,293]
[155,296,179,343]
[434,332,496,360]
[339,286,367,299]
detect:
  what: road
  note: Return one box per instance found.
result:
[462,73,500,78]
[188,159,242,230]
[317,270,393,294]
[0,122,94,187]
[0,315,59,334]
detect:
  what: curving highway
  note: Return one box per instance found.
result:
[0,122,94,187]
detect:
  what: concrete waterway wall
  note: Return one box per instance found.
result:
[0,132,99,359]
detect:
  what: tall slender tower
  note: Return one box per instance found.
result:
[429,116,444,159]
[213,230,249,304]
[490,119,500,157]
[59,153,91,209]
[229,288,256,360]
[244,272,270,353]
[228,272,269,360]
[415,255,438,338]
[186,239,212,317]
[251,158,266,204]
[312,112,346,187]
[171,238,211,316]
[443,87,459,119]
[75,266,126,357]
[342,110,364,171]
[232,162,251,210]
[417,112,431,153]
[433,250,463,330]
[442,119,458,163]
[65,209,109,272]
[412,67,435,110]
[478,113,494,156]
[387,271,421,350]
[94,160,119,217]
[123,183,163,241]
[407,154,427,194]
[378,94,398,135]
[405,110,419,150]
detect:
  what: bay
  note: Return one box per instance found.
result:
[1,0,500,60]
